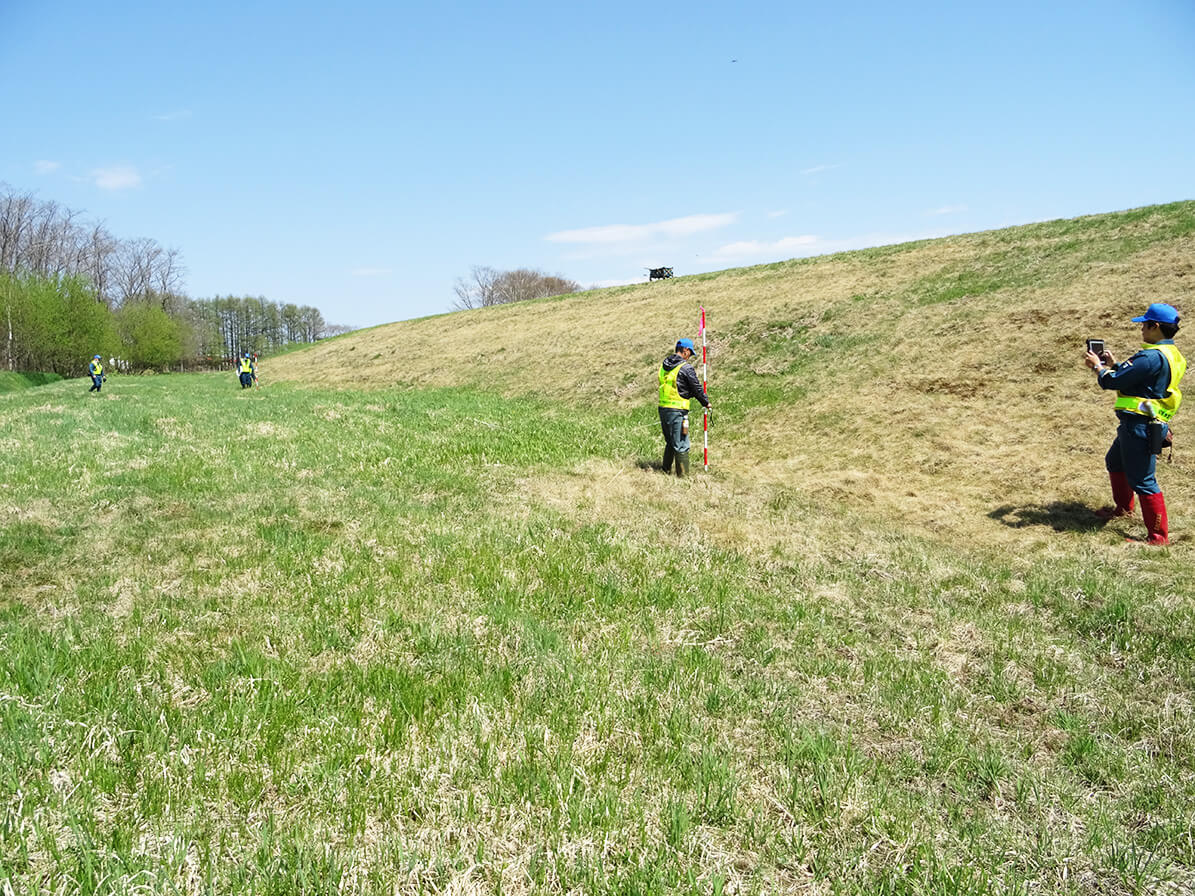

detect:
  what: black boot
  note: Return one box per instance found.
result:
[675,451,690,478]
[662,445,675,474]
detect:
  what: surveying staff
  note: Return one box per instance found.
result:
[658,337,710,477]
[238,353,255,389]
[1085,302,1186,545]
[87,355,104,393]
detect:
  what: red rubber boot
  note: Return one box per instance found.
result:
[1138,492,1170,545]
[1095,472,1136,520]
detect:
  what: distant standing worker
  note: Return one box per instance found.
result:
[1084,302,1186,545]
[88,355,104,393]
[238,352,255,389]
[658,337,710,477]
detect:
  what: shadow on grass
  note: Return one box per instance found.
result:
[636,457,669,473]
[989,501,1108,533]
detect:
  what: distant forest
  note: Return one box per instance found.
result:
[0,183,349,375]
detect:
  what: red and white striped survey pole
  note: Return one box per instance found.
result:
[700,306,709,470]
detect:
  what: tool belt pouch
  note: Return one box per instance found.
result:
[1147,420,1167,455]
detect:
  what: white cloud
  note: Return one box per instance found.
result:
[545,212,738,244]
[928,204,967,216]
[710,235,820,261]
[154,109,192,122]
[34,160,61,174]
[767,209,789,218]
[90,165,142,190]
[710,228,957,264]
[350,267,392,277]
[800,163,843,176]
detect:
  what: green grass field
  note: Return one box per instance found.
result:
[2,369,1193,894]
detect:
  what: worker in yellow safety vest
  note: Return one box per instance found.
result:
[658,337,710,477]
[1085,302,1186,545]
[238,353,255,389]
[87,355,104,393]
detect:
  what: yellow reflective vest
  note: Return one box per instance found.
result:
[658,362,691,410]
[1112,342,1186,422]
[239,357,254,374]
[89,359,103,376]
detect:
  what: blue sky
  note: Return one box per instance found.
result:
[2,0,1193,328]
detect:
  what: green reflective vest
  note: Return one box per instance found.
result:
[1112,342,1186,422]
[658,362,690,410]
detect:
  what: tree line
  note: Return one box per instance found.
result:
[1,184,344,375]
[452,265,581,310]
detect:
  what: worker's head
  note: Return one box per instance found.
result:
[675,337,697,357]
[93,354,101,359]
[1132,303,1180,340]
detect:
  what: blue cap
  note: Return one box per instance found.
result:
[93,354,101,359]
[676,337,697,353]
[1131,303,1180,325]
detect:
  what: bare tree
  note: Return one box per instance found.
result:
[82,223,119,307]
[28,202,85,278]
[0,190,87,280]
[0,188,35,273]
[452,265,500,310]
[452,266,580,310]
[24,200,58,276]
[113,237,182,306]
[115,237,158,304]
[152,246,186,306]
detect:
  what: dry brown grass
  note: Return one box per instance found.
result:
[269,204,1195,557]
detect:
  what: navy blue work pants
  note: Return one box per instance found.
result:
[1105,416,1165,496]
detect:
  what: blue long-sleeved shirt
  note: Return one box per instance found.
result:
[1096,340,1175,404]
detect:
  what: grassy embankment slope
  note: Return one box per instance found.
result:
[272,200,1195,555]
[0,372,62,393]
[1,201,1194,894]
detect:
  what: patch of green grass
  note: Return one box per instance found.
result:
[0,371,63,393]
[1,374,1194,893]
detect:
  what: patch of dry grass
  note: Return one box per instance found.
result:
[269,202,1195,556]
